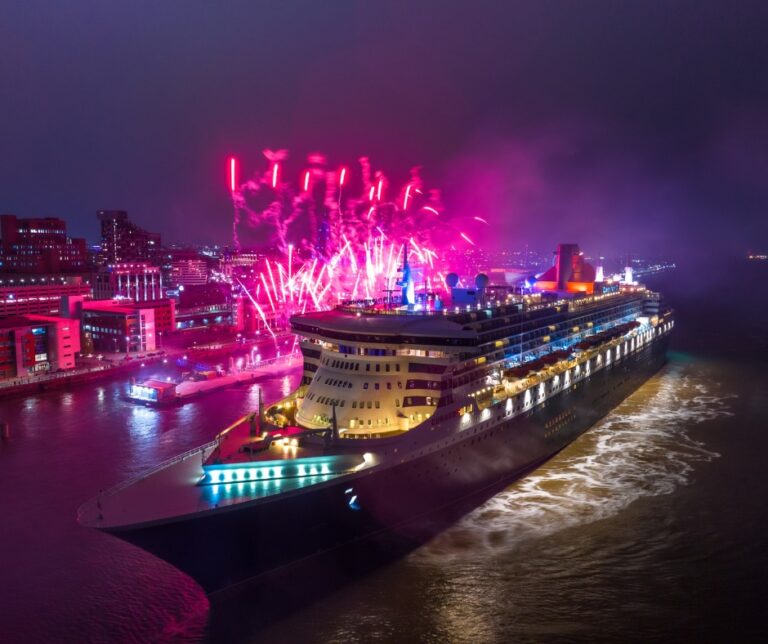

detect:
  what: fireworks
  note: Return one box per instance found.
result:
[227,150,484,335]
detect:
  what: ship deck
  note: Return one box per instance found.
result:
[77,443,367,530]
[203,417,329,466]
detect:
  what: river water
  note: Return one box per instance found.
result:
[1,263,766,643]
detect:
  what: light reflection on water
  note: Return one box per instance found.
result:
[246,383,263,408]
[416,361,734,562]
[128,405,158,442]
[0,365,302,644]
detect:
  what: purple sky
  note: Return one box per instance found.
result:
[1,1,766,259]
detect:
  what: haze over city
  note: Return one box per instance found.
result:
[2,1,767,258]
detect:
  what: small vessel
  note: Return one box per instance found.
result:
[79,243,673,594]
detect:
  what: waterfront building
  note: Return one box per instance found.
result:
[141,299,176,335]
[0,276,92,318]
[0,314,80,379]
[0,215,89,274]
[97,210,161,264]
[78,300,157,354]
[94,262,163,302]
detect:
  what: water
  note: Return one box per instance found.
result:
[1,264,767,642]
[417,361,732,560]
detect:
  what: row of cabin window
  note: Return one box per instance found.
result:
[350,417,393,427]
[319,377,441,391]
[324,377,353,388]
[308,396,432,410]
[363,381,401,390]
[322,357,402,373]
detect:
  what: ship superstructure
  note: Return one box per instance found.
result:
[79,243,673,593]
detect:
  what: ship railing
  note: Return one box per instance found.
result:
[92,439,221,507]
[80,410,257,515]
[336,304,444,317]
[76,437,222,522]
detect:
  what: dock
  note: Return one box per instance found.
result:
[126,353,299,406]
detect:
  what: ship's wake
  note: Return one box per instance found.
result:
[415,361,734,562]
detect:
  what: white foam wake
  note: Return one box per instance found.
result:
[415,363,734,562]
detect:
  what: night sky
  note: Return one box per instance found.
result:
[1,1,766,258]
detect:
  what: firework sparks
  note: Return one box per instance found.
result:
[227,150,484,337]
[229,157,237,193]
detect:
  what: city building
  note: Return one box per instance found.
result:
[220,250,263,280]
[78,300,157,355]
[170,259,208,287]
[94,263,163,302]
[157,247,210,287]
[140,298,176,335]
[0,314,80,379]
[0,215,89,274]
[0,276,92,318]
[176,283,242,331]
[97,210,161,264]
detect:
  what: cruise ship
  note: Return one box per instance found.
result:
[78,244,674,594]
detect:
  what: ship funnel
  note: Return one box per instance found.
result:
[555,244,579,290]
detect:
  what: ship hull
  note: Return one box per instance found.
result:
[103,336,669,594]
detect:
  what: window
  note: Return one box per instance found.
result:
[375,364,380,372]
[374,383,380,390]
[363,383,369,390]
[395,398,400,407]
[396,364,400,372]
[367,401,372,409]
[387,382,392,390]
[352,401,357,408]
[366,364,370,371]
[385,364,390,372]
[375,401,380,409]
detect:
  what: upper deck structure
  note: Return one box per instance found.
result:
[271,244,660,439]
